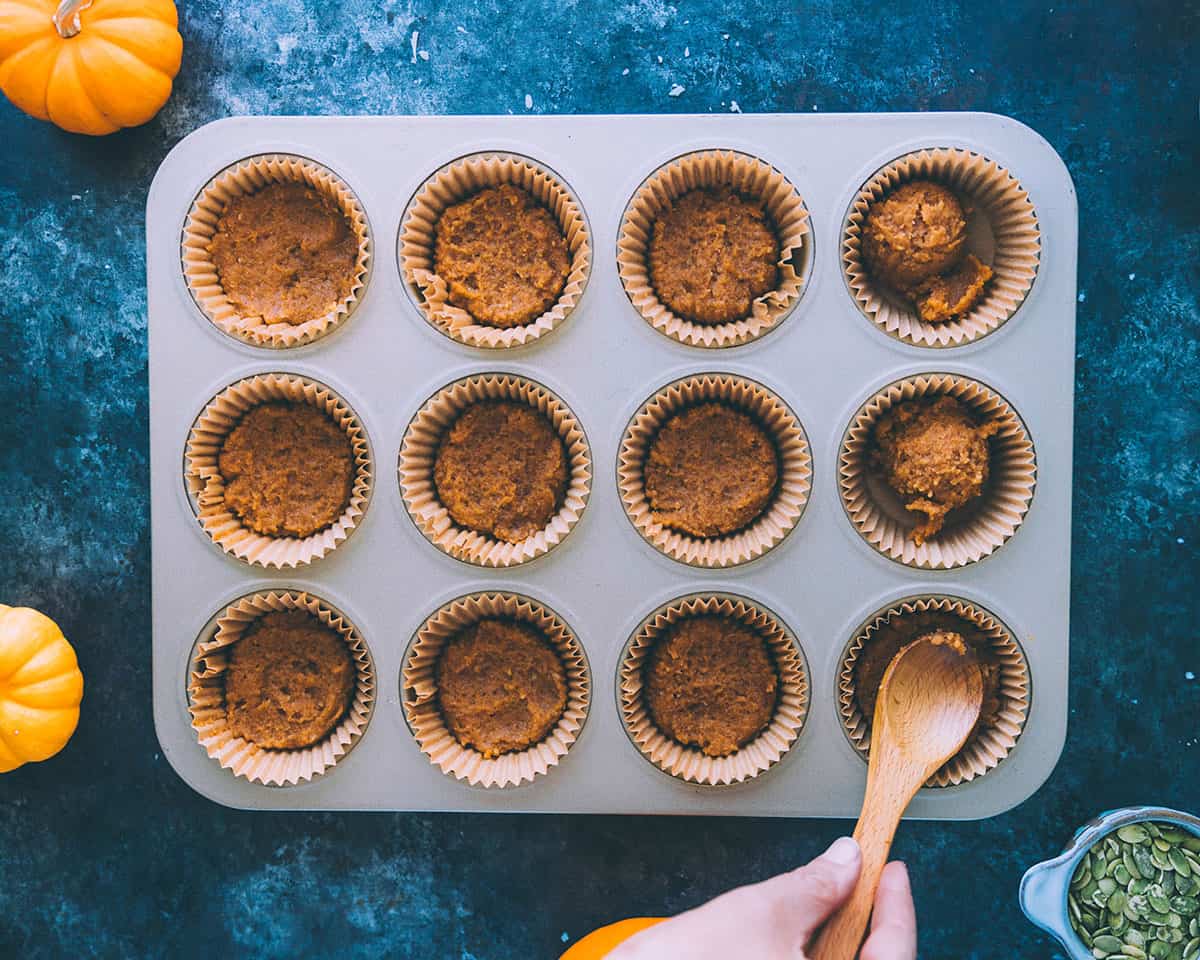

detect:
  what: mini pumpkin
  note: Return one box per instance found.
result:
[559,918,665,959]
[0,0,182,136]
[0,604,83,772]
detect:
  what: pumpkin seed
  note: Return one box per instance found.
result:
[1070,823,1200,958]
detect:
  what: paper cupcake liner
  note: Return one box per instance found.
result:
[618,374,811,568]
[399,374,591,567]
[839,373,1036,569]
[838,595,1030,787]
[184,372,373,568]
[402,592,590,788]
[398,152,591,349]
[188,590,375,786]
[843,147,1040,347]
[619,594,809,786]
[617,149,810,348]
[182,154,372,348]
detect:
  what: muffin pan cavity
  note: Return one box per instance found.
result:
[151,114,1075,816]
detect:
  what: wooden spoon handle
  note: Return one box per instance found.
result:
[809,746,919,960]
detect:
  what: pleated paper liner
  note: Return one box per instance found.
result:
[618,374,811,568]
[839,373,1036,570]
[838,595,1030,787]
[184,373,373,568]
[617,149,810,348]
[188,590,375,787]
[402,592,590,788]
[843,147,1040,348]
[182,153,372,348]
[398,152,592,349]
[399,373,591,567]
[619,594,809,786]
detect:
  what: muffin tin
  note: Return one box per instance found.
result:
[149,113,1076,816]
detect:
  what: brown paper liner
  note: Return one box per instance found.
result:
[182,154,372,348]
[619,594,809,786]
[618,374,811,568]
[398,152,591,349]
[843,147,1040,348]
[399,374,591,567]
[617,149,810,348]
[839,373,1036,569]
[184,373,373,568]
[402,592,589,788]
[838,595,1030,787]
[188,590,375,786]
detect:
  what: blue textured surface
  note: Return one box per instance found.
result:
[1,2,1197,957]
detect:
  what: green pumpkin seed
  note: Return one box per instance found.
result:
[1151,895,1174,914]
[1098,934,1133,952]
[1183,837,1200,854]
[1173,850,1195,876]
[1123,826,1153,844]
[1174,897,1200,917]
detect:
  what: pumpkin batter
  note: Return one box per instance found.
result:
[436,619,568,758]
[644,403,778,538]
[908,253,994,323]
[853,618,1002,752]
[644,615,778,757]
[434,184,570,328]
[209,181,359,326]
[433,400,568,543]
[873,396,1000,544]
[225,610,356,750]
[863,180,967,288]
[218,402,355,539]
[649,187,780,324]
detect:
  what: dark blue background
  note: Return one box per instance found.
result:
[1,1,1197,957]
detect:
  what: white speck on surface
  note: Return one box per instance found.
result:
[418,49,429,61]
[970,67,976,74]
[657,55,663,64]
[524,93,533,109]
[1186,671,1195,681]
[812,104,819,111]
[410,30,419,64]
[668,84,685,97]
[1132,698,1140,705]
[71,194,81,201]
[722,32,729,39]
[456,24,466,33]
[561,932,569,943]
[622,68,629,75]
[684,46,690,56]
[276,34,298,64]
[730,100,741,113]
[1128,272,1136,280]
[1078,291,1086,302]
[1179,537,1186,544]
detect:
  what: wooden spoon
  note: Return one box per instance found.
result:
[809,634,984,960]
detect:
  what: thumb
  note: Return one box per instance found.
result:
[767,836,862,945]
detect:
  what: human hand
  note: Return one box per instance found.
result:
[607,837,916,960]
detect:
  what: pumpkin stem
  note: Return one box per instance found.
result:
[52,0,94,39]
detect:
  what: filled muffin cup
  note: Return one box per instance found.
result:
[619,593,809,786]
[839,372,1036,570]
[843,147,1041,348]
[617,149,810,348]
[187,590,375,787]
[402,591,590,788]
[399,373,591,567]
[838,595,1030,787]
[618,374,811,568]
[184,372,373,568]
[182,153,372,349]
[398,151,592,349]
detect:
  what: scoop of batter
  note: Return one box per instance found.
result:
[862,181,968,288]
[873,396,1000,544]
[908,253,993,323]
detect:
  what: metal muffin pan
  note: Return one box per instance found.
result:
[149,113,1076,816]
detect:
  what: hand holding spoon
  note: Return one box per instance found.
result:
[810,633,984,960]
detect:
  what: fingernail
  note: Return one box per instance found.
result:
[882,862,910,889]
[824,836,860,865]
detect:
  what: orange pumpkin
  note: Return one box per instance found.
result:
[0,0,182,136]
[559,918,666,959]
[0,604,83,772]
